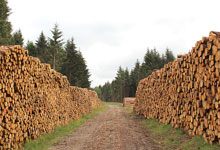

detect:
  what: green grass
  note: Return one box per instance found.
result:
[124,106,133,113]
[23,104,108,150]
[141,118,220,150]
[141,119,174,136]
[102,101,123,106]
[181,136,220,150]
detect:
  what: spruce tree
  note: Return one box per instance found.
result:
[110,80,117,101]
[100,82,112,101]
[49,24,64,70]
[61,38,78,85]
[0,0,12,45]
[144,48,161,71]
[36,31,49,63]
[61,38,91,88]
[75,51,91,88]
[115,66,125,102]
[130,60,141,96]
[11,29,24,46]
[25,41,37,56]
[93,86,102,99]
[99,48,176,102]
[124,68,130,97]
[165,48,175,63]
[133,60,140,87]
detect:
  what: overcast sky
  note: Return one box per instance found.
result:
[8,0,220,87]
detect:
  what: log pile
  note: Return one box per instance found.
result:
[134,31,220,144]
[0,45,101,149]
[123,97,135,107]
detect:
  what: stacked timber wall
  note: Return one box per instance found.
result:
[123,97,135,107]
[134,31,220,144]
[0,45,101,149]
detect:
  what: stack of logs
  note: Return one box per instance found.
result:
[134,31,220,144]
[0,45,101,149]
[123,97,135,107]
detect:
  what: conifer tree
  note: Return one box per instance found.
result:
[124,68,130,97]
[36,31,49,63]
[0,0,12,45]
[144,48,161,71]
[100,82,112,101]
[130,60,141,96]
[115,66,125,102]
[165,48,175,63]
[25,41,36,56]
[11,29,24,46]
[49,24,65,70]
[75,51,91,88]
[99,48,176,102]
[93,86,102,99]
[61,38,91,88]
[61,38,77,85]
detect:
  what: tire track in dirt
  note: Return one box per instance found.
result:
[49,105,161,150]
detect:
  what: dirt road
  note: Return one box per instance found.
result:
[49,105,160,150]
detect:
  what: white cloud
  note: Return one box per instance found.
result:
[8,0,220,87]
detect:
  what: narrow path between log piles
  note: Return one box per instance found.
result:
[49,105,160,150]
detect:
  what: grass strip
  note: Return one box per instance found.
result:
[124,106,133,112]
[141,118,220,150]
[102,101,123,106]
[23,104,108,150]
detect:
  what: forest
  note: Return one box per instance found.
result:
[0,0,175,101]
[95,48,175,102]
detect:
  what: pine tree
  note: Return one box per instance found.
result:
[165,48,175,64]
[49,24,64,70]
[100,82,112,101]
[115,66,125,102]
[25,41,37,57]
[99,48,176,102]
[130,60,141,96]
[61,38,77,85]
[133,60,140,87]
[0,0,12,45]
[161,54,166,68]
[11,29,24,46]
[36,31,49,63]
[111,80,119,102]
[93,86,102,99]
[124,68,130,97]
[144,48,162,71]
[61,38,91,88]
[75,51,91,88]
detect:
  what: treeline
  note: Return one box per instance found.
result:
[0,0,90,88]
[95,48,175,102]
[0,0,24,46]
[25,25,91,88]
